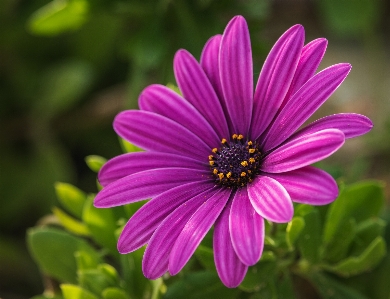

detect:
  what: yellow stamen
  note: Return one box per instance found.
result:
[232,134,238,139]
[237,134,244,140]
[212,148,218,153]
[213,169,218,175]
[241,161,248,167]
[247,141,253,146]
[221,138,227,144]
[208,155,214,160]
[218,173,224,179]
[249,148,256,154]
[209,161,215,166]
[249,158,255,163]
[226,172,232,178]
[241,172,247,177]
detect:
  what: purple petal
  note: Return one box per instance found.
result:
[142,187,220,279]
[214,200,248,288]
[251,24,305,140]
[289,113,373,141]
[200,35,224,105]
[168,188,231,275]
[247,176,293,223]
[114,110,210,160]
[139,84,220,148]
[201,34,235,134]
[261,129,345,173]
[94,168,211,208]
[117,181,214,254]
[220,15,253,136]
[98,152,206,187]
[262,63,352,151]
[229,188,264,266]
[267,166,338,205]
[174,49,229,139]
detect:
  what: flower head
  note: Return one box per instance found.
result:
[94,16,373,287]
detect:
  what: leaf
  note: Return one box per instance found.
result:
[295,204,314,217]
[52,207,90,236]
[55,182,87,219]
[355,218,386,245]
[309,272,369,299]
[275,272,297,299]
[297,208,321,263]
[194,245,215,271]
[166,83,182,96]
[239,258,277,292]
[27,0,90,36]
[286,217,305,249]
[323,181,384,245]
[323,218,356,263]
[324,236,386,277]
[82,196,118,255]
[27,227,101,283]
[102,287,129,299]
[61,284,98,299]
[78,267,119,296]
[75,250,100,271]
[120,247,149,299]
[85,155,107,173]
[119,138,143,153]
[164,271,239,299]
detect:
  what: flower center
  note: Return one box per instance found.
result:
[209,134,262,187]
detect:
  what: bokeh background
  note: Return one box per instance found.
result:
[0,0,389,298]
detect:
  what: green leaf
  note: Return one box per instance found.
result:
[27,227,101,283]
[297,208,321,263]
[166,83,182,96]
[85,155,107,173]
[27,0,89,36]
[275,272,297,299]
[53,207,90,236]
[120,138,143,153]
[82,196,118,255]
[194,244,215,271]
[309,272,369,299]
[323,218,356,263]
[239,258,277,292]
[75,250,100,271]
[164,271,239,299]
[78,267,119,296]
[31,295,63,299]
[324,236,386,277]
[61,284,98,299]
[323,181,384,245]
[286,217,305,249]
[123,201,146,218]
[120,247,150,298]
[355,218,386,245]
[151,278,164,299]
[99,263,119,284]
[55,182,87,219]
[295,204,314,217]
[102,287,129,299]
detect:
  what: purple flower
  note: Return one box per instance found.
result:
[94,16,373,287]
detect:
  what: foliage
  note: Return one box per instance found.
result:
[1,0,389,297]
[26,144,389,298]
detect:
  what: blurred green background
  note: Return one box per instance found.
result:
[0,0,389,298]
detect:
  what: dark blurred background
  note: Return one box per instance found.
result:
[0,0,389,298]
